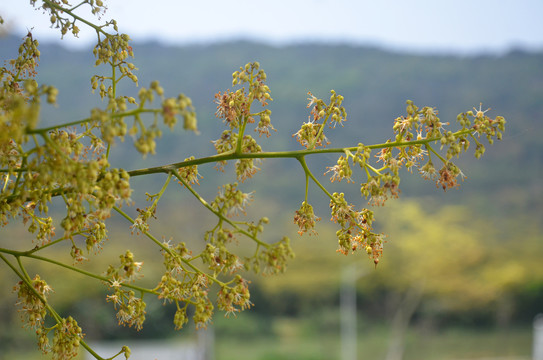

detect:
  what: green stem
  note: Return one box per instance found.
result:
[308,113,331,150]
[112,204,229,286]
[297,156,334,201]
[16,256,32,284]
[469,132,484,147]
[152,172,172,208]
[366,164,382,176]
[424,144,433,163]
[0,254,26,288]
[68,1,87,12]
[2,253,107,360]
[11,152,27,191]
[128,129,473,178]
[235,116,247,155]
[31,253,157,294]
[426,143,448,164]
[26,108,160,135]
[106,142,111,159]
[26,117,93,134]
[6,127,473,212]
[79,340,106,360]
[42,0,109,37]
[1,173,8,192]
[25,236,71,255]
[304,163,309,202]
[0,246,158,295]
[111,63,117,100]
[235,70,258,154]
[4,253,63,323]
[172,171,269,248]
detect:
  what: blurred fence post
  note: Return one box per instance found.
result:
[197,325,214,360]
[534,314,543,360]
[341,264,356,360]
[340,264,367,360]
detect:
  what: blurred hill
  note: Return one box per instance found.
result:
[1,35,540,217]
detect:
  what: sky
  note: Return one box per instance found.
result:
[1,0,543,54]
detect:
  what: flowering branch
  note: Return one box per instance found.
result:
[0,2,505,359]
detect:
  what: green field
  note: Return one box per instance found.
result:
[214,314,532,360]
[3,312,534,360]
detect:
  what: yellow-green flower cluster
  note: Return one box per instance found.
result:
[329,192,383,264]
[13,275,52,328]
[85,220,107,252]
[232,62,272,107]
[211,183,254,217]
[106,250,144,283]
[293,201,321,235]
[212,62,272,180]
[217,275,252,316]
[104,252,146,329]
[13,275,85,359]
[177,157,202,187]
[156,260,217,329]
[193,297,214,329]
[106,286,146,331]
[162,93,197,132]
[325,154,354,183]
[293,90,347,149]
[202,242,242,274]
[156,242,224,330]
[245,236,295,275]
[51,316,83,360]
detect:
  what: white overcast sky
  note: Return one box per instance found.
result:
[1,0,542,54]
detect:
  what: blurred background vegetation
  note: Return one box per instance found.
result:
[0,35,541,359]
